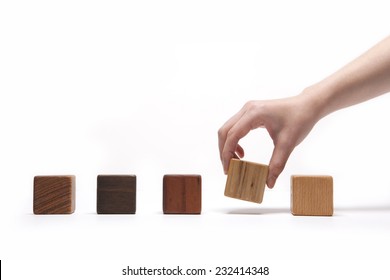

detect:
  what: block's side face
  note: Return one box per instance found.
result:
[163,176,185,214]
[320,176,333,215]
[97,175,136,214]
[224,159,268,203]
[290,177,297,215]
[291,176,333,216]
[240,161,268,203]
[291,177,304,215]
[33,176,75,214]
[183,175,201,214]
[70,177,76,213]
[325,180,333,215]
[224,159,244,199]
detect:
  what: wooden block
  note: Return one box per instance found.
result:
[33,175,75,214]
[97,175,136,214]
[224,159,269,203]
[291,175,333,216]
[163,175,201,214]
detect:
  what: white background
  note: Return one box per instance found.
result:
[1,1,390,279]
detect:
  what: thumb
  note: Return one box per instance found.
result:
[267,141,293,188]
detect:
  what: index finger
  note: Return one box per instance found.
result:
[218,109,246,160]
[221,113,255,173]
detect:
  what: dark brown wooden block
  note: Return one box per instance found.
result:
[163,175,201,214]
[33,175,75,214]
[97,175,136,214]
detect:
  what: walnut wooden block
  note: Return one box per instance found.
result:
[291,175,333,216]
[163,175,201,214]
[97,175,136,214]
[33,175,75,214]
[224,159,269,203]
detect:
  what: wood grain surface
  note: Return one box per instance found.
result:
[291,175,333,216]
[97,175,136,214]
[224,159,268,203]
[33,175,75,214]
[163,175,201,214]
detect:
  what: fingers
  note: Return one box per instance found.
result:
[221,112,258,173]
[218,109,245,159]
[218,108,247,173]
[219,98,303,188]
[266,139,293,188]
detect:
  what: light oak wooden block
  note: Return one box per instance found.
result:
[291,175,333,216]
[224,159,269,203]
[33,175,75,214]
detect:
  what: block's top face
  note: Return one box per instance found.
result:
[97,174,136,180]
[291,175,333,216]
[224,159,269,203]
[33,175,75,214]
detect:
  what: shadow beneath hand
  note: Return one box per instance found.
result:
[224,207,290,215]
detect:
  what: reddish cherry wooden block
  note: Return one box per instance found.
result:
[163,175,201,214]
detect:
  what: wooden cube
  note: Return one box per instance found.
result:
[33,175,75,214]
[97,175,136,214]
[291,175,333,216]
[163,175,201,214]
[224,159,269,203]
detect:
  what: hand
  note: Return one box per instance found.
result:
[219,35,390,188]
[218,94,320,188]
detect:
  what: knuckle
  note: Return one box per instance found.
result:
[244,100,267,119]
[244,100,257,110]
[217,127,225,138]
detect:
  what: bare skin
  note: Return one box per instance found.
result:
[218,35,390,188]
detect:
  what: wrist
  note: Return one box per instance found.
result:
[299,83,336,121]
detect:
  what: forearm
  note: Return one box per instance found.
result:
[303,35,390,119]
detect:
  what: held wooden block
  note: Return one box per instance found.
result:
[291,175,333,216]
[97,175,136,214]
[163,175,201,214]
[33,175,75,214]
[224,159,269,203]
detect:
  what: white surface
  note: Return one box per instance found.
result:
[1,1,390,279]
